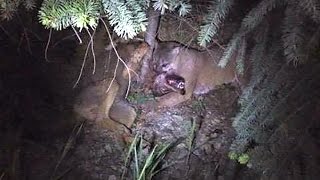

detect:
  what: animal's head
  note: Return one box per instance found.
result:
[152,73,170,96]
[153,42,182,73]
[152,73,186,97]
[165,74,186,95]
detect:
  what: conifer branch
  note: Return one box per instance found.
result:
[282,5,305,65]
[297,0,320,24]
[197,0,234,47]
[239,25,269,106]
[218,32,242,68]
[235,38,246,75]
[242,0,281,31]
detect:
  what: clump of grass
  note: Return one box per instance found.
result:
[50,120,85,180]
[121,134,172,180]
[186,118,197,163]
[127,92,155,105]
[191,98,205,112]
[228,152,250,165]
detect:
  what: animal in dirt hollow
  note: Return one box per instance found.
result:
[74,42,149,132]
[153,41,238,107]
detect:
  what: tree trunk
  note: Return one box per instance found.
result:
[139,7,160,87]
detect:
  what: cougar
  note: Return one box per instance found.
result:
[74,42,149,132]
[153,41,237,107]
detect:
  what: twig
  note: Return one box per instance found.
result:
[24,28,32,54]
[85,28,97,75]
[45,28,52,62]
[71,25,83,44]
[165,13,226,50]
[73,35,92,88]
[52,34,76,48]
[50,121,85,180]
[100,17,132,98]
[0,172,5,180]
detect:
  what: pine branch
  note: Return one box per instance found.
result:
[0,0,37,20]
[235,38,246,75]
[239,24,270,106]
[255,64,320,142]
[23,0,36,10]
[197,0,234,47]
[282,5,306,65]
[242,0,281,32]
[305,27,320,59]
[152,0,169,14]
[232,60,289,141]
[39,0,100,31]
[297,0,320,24]
[219,0,283,69]
[102,0,148,39]
[166,0,192,16]
[175,1,192,16]
[218,32,243,68]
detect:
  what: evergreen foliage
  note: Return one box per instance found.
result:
[152,0,191,16]
[0,0,36,20]
[39,0,100,31]
[1,0,191,39]
[235,38,246,75]
[197,0,234,47]
[198,0,320,65]
[199,0,320,178]
[37,0,191,39]
[102,0,148,39]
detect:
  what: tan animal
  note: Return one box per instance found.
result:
[74,42,149,132]
[153,41,237,107]
[108,42,149,127]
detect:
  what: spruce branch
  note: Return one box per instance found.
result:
[38,0,68,30]
[0,0,36,20]
[236,38,246,75]
[176,1,192,16]
[305,27,320,59]
[0,0,18,20]
[103,0,147,39]
[256,64,320,141]
[297,0,320,24]
[23,0,36,10]
[39,0,99,31]
[239,26,269,106]
[218,32,242,68]
[233,57,288,141]
[152,0,168,14]
[242,0,280,32]
[152,0,191,16]
[282,5,306,65]
[197,0,234,47]
[70,0,100,31]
